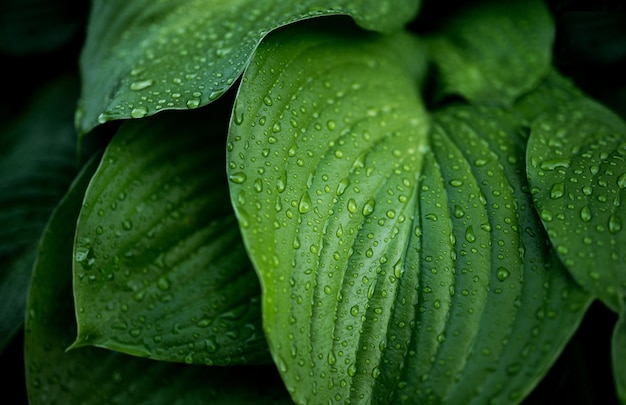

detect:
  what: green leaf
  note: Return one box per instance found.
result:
[0,75,81,350]
[71,107,270,365]
[75,0,421,135]
[426,0,554,105]
[227,21,592,404]
[524,74,626,314]
[25,154,291,405]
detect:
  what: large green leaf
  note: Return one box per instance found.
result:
[25,155,291,405]
[75,0,421,135]
[425,0,554,105]
[523,71,626,403]
[71,107,270,365]
[227,21,592,404]
[524,73,626,313]
[0,75,81,350]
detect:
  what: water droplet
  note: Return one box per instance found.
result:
[540,158,570,171]
[449,179,464,187]
[254,178,263,193]
[229,172,247,184]
[497,267,510,282]
[157,276,171,291]
[186,98,201,109]
[474,158,488,167]
[609,213,622,234]
[263,95,273,106]
[337,178,350,196]
[350,305,359,316]
[454,205,465,218]
[580,205,592,222]
[130,80,154,91]
[550,182,564,199]
[362,199,376,216]
[618,173,626,189]
[328,351,337,365]
[540,209,553,222]
[130,106,148,119]
[347,198,357,213]
[465,226,476,243]
[298,192,312,214]
[121,220,133,230]
[277,173,287,192]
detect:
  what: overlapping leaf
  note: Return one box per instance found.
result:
[71,107,270,365]
[25,156,291,404]
[426,0,554,105]
[227,21,592,404]
[522,71,626,402]
[75,0,421,135]
[0,76,81,350]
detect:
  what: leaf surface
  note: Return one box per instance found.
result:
[71,107,270,365]
[426,0,554,105]
[25,155,291,405]
[227,21,592,404]
[76,0,421,135]
[523,71,626,403]
[0,76,81,350]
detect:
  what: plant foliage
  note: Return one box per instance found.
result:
[1,0,625,403]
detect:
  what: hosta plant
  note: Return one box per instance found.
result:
[1,0,625,403]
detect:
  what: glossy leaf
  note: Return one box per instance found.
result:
[524,73,626,313]
[71,107,270,365]
[25,156,291,405]
[75,0,421,135]
[0,75,81,350]
[426,0,554,105]
[523,71,626,403]
[227,21,592,404]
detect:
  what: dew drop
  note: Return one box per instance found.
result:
[618,173,626,189]
[550,182,564,199]
[229,172,247,184]
[186,98,201,109]
[449,179,464,187]
[362,199,376,216]
[130,106,148,119]
[540,158,570,171]
[337,178,350,196]
[347,198,358,213]
[496,267,510,282]
[580,205,592,222]
[465,226,476,243]
[129,79,154,91]
[350,305,359,316]
[609,213,622,234]
[298,192,312,214]
[454,205,465,218]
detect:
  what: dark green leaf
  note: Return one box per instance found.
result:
[25,154,291,405]
[426,0,554,105]
[524,73,626,314]
[0,75,80,350]
[75,0,421,135]
[71,107,270,365]
[523,71,626,404]
[227,21,592,404]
